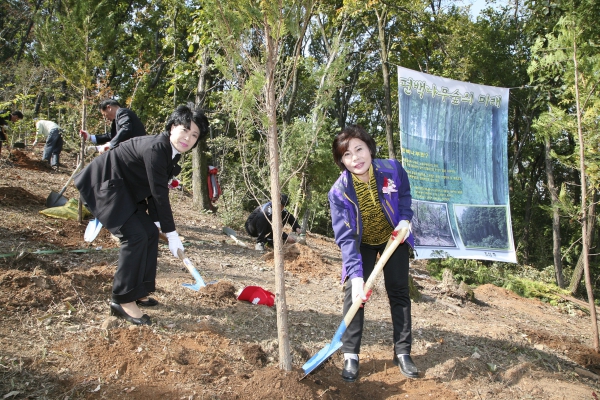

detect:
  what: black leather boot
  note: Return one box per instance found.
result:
[341,358,359,382]
[394,354,419,378]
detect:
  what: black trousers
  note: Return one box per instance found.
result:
[341,241,412,355]
[110,202,159,304]
[245,212,288,245]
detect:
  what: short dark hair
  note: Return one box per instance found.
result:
[165,103,210,149]
[11,111,23,119]
[331,125,377,170]
[280,194,289,206]
[99,99,121,111]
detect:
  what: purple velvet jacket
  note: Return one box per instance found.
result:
[328,158,414,283]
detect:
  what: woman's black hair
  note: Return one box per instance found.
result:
[331,125,377,170]
[166,103,210,149]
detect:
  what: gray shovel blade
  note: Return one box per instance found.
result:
[45,191,68,208]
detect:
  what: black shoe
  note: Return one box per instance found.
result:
[110,302,152,325]
[341,358,359,382]
[393,354,419,378]
[136,297,159,307]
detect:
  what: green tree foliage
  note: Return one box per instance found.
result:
[1,0,599,305]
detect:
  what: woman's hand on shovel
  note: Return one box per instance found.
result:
[165,231,184,258]
[393,220,411,243]
[351,277,372,308]
[351,278,367,304]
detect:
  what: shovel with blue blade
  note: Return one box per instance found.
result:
[177,248,206,291]
[84,218,103,242]
[301,227,408,377]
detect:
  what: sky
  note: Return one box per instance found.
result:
[464,0,504,17]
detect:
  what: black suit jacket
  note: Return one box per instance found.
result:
[75,132,180,232]
[95,107,147,148]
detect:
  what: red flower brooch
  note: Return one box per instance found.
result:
[382,177,398,195]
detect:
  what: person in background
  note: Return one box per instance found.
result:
[244,194,302,251]
[0,110,23,156]
[75,104,209,325]
[32,119,63,170]
[328,125,417,382]
[79,99,146,153]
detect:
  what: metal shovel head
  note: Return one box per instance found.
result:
[302,230,407,377]
[84,218,103,242]
[45,191,68,208]
[302,319,347,375]
[223,226,237,237]
[181,256,207,291]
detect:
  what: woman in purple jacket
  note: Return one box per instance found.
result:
[329,125,418,382]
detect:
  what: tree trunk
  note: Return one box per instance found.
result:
[193,49,213,211]
[544,137,563,287]
[569,191,597,294]
[573,38,599,352]
[376,8,396,159]
[78,33,89,224]
[264,13,291,371]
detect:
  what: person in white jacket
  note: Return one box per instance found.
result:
[32,119,63,169]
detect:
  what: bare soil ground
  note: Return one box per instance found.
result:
[1,147,600,399]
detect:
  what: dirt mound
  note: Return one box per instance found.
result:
[241,343,268,366]
[227,368,315,399]
[474,283,523,299]
[0,267,113,311]
[262,243,336,280]
[523,328,600,373]
[197,280,237,306]
[9,148,50,171]
[0,186,44,206]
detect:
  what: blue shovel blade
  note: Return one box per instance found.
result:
[302,320,347,375]
[181,260,207,291]
[84,219,103,242]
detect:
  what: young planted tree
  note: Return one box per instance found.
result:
[529,11,600,351]
[202,0,318,370]
[36,1,109,220]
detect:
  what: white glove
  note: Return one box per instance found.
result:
[97,144,110,153]
[165,231,183,258]
[351,277,367,304]
[394,220,411,243]
[85,146,98,154]
[154,221,161,230]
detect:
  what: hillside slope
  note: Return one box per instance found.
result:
[1,148,599,399]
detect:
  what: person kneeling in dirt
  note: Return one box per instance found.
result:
[329,125,418,382]
[0,110,23,156]
[244,194,302,251]
[31,119,63,170]
[75,104,209,326]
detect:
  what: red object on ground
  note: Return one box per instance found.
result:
[237,286,275,307]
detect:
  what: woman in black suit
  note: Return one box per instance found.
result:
[75,104,209,325]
